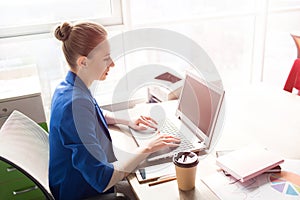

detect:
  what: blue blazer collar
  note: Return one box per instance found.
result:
[65,71,92,97]
[65,71,112,141]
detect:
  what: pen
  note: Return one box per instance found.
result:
[148,176,177,186]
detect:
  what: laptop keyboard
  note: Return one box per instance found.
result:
[158,119,194,153]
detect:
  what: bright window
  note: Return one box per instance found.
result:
[0,0,123,38]
[0,0,124,121]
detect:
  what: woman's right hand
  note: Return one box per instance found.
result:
[144,132,181,153]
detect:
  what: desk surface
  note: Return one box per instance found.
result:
[109,84,300,200]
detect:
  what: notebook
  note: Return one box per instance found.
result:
[135,162,175,183]
[130,71,225,162]
[216,144,284,182]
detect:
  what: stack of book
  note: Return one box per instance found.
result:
[216,144,284,182]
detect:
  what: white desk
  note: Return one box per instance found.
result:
[109,84,300,200]
[216,85,300,159]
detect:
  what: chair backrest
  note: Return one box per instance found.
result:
[291,33,300,58]
[284,58,300,95]
[0,110,54,200]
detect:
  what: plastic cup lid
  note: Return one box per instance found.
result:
[173,151,199,168]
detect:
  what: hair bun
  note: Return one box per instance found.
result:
[54,22,73,42]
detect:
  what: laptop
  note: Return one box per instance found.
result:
[130,71,225,162]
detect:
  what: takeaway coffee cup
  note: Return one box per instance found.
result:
[173,151,199,191]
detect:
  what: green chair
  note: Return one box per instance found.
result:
[0,110,53,199]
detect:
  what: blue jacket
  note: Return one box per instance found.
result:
[49,71,117,200]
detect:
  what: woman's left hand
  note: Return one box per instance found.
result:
[128,116,158,131]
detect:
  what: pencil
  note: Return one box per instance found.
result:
[148,176,177,186]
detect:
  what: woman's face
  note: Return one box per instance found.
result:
[86,39,115,81]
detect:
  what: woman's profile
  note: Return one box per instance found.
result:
[49,21,180,200]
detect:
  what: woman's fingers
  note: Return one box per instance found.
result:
[141,116,158,125]
[159,134,181,145]
[145,133,181,153]
[137,116,158,130]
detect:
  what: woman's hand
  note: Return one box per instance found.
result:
[128,115,158,131]
[143,132,181,153]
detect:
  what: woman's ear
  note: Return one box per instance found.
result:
[76,56,87,69]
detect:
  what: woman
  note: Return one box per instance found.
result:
[49,21,180,200]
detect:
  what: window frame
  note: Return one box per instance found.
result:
[0,0,124,39]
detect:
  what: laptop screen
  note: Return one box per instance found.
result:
[177,72,224,144]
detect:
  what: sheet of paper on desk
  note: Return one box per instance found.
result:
[135,162,175,183]
[202,159,300,200]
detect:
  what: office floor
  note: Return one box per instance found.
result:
[116,180,138,200]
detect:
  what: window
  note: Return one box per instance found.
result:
[0,0,123,38]
[129,0,300,89]
[130,0,257,26]
[0,0,124,121]
[129,0,259,89]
